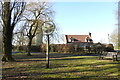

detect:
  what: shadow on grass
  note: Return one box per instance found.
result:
[15,59,45,62]
[3,65,118,79]
[12,53,77,62]
[2,53,120,79]
[50,57,85,61]
[2,67,14,71]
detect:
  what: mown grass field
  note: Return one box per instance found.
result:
[2,53,120,80]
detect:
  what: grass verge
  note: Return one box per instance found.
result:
[2,53,120,79]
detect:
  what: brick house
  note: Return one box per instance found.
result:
[64,33,114,53]
[65,32,93,43]
[64,33,94,51]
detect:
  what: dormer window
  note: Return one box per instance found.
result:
[86,37,89,42]
[89,39,93,42]
[86,37,93,42]
[70,37,75,42]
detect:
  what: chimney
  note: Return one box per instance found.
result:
[89,32,91,37]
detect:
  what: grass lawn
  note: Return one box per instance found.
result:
[2,53,120,80]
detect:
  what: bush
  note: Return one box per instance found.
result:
[40,44,46,52]
[40,43,115,55]
[105,44,114,52]
[62,44,74,53]
[40,43,85,54]
[13,45,40,52]
[19,46,27,52]
[30,46,40,52]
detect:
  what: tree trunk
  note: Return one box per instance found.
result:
[2,2,15,61]
[27,38,32,56]
[2,30,14,61]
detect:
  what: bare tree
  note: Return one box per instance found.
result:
[110,28,120,49]
[0,0,26,61]
[12,25,28,52]
[23,2,55,56]
[47,26,64,44]
[0,26,2,52]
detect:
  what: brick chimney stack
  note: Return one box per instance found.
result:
[89,32,91,37]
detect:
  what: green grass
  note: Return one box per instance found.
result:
[2,53,120,79]
[12,52,26,55]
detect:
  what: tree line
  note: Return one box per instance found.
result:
[0,0,56,61]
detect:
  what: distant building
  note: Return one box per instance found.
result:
[65,32,93,44]
[64,32,114,52]
[64,33,94,50]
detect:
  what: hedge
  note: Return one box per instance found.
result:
[40,43,85,53]
[12,43,114,54]
[13,45,40,52]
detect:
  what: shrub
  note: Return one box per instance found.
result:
[13,45,40,52]
[40,43,115,55]
[40,44,46,52]
[12,45,27,52]
[40,43,85,53]
[30,46,40,52]
[104,44,114,52]
[49,44,56,52]
[65,43,75,53]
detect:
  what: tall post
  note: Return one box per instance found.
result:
[46,34,49,68]
[42,21,55,68]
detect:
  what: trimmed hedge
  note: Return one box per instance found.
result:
[13,45,40,52]
[104,44,114,52]
[40,43,84,53]
[40,43,114,54]
[12,43,114,54]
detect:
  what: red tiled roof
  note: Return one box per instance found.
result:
[65,35,89,43]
